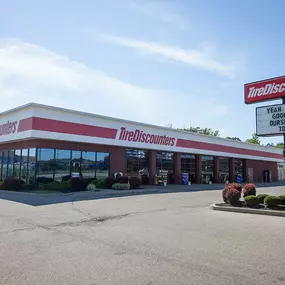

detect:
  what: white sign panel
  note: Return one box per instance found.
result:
[256,103,285,136]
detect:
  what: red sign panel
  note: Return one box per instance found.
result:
[244,76,285,104]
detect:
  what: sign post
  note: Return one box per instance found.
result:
[245,75,285,162]
[282,97,285,157]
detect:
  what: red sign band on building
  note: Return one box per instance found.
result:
[245,76,285,104]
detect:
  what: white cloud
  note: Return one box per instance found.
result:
[99,34,239,79]
[130,0,188,30]
[0,38,229,129]
[0,39,163,122]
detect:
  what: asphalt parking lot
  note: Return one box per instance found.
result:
[1,186,285,285]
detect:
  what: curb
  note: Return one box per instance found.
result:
[211,203,285,217]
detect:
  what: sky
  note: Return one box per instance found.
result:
[1,0,285,144]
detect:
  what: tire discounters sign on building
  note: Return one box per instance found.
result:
[245,76,285,137]
[256,104,285,136]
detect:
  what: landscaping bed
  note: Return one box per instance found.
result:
[214,182,285,216]
[0,175,142,193]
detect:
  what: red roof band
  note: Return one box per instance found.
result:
[17,117,283,160]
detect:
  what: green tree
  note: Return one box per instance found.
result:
[246,133,261,145]
[226,137,242,141]
[181,127,220,137]
[275,142,284,149]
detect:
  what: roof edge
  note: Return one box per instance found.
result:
[0,102,282,154]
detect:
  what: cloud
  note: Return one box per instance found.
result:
[0,38,229,129]
[0,38,164,122]
[130,0,188,30]
[99,34,238,78]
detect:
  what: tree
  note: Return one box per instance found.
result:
[275,142,284,149]
[226,137,242,141]
[246,133,261,145]
[266,143,275,147]
[181,127,220,137]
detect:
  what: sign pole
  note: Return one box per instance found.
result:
[281,97,285,159]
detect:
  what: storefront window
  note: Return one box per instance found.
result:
[37,148,55,182]
[181,154,196,183]
[235,159,244,177]
[220,157,229,183]
[14,149,21,178]
[27,148,36,184]
[96,152,109,179]
[21,149,29,183]
[54,150,71,182]
[81,151,96,179]
[71,151,81,174]
[2,150,8,179]
[202,156,214,184]
[0,151,2,180]
[7,150,14,177]
[156,152,174,184]
[126,149,149,184]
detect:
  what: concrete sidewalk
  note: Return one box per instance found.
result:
[0,182,284,207]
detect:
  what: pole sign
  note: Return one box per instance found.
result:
[245,76,285,104]
[256,103,285,136]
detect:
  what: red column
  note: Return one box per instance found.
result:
[149,150,157,185]
[110,147,126,176]
[229,158,236,183]
[174,153,181,184]
[196,155,202,184]
[214,157,220,183]
[243,159,248,183]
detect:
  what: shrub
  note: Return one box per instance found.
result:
[37,177,54,184]
[84,178,94,186]
[116,176,129,184]
[129,177,141,189]
[225,188,241,205]
[43,181,70,191]
[244,196,260,207]
[69,177,86,192]
[37,183,45,191]
[91,179,97,185]
[112,183,130,190]
[257,194,269,204]
[230,183,242,193]
[222,186,230,203]
[86,183,96,191]
[222,184,241,204]
[95,179,106,189]
[21,184,33,191]
[0,177,22,191]
[279,195,285,205]
[243,183,256,197]
[105,177,116,189]
[264,196,282,207]
[61,175,71,182]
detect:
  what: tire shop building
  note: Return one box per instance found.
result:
[0,103,283,185]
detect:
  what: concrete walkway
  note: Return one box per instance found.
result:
[0,182,284,207]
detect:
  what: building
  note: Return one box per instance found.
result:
[0,103,283,185]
